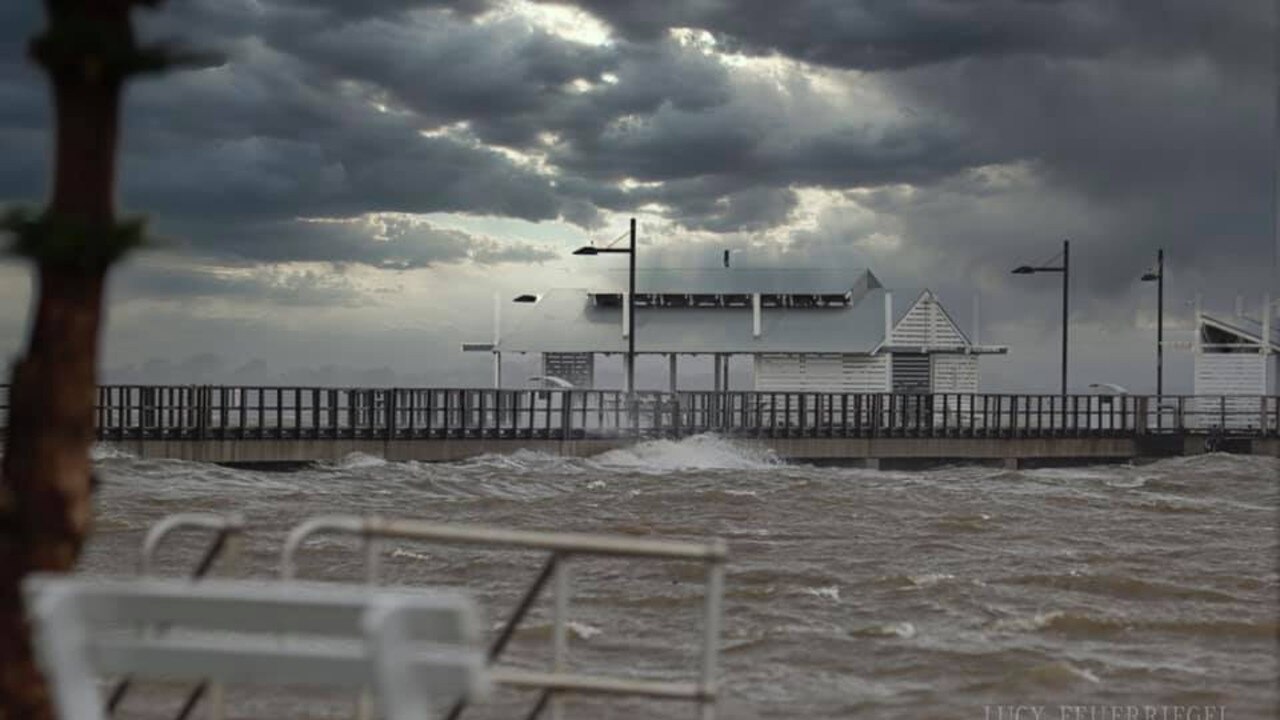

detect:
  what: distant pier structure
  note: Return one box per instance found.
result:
[465,267,1007,393]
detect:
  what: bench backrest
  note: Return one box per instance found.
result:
[24,575,489,720]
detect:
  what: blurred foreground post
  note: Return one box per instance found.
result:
[1,2,179,717]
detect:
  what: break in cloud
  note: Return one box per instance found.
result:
[0,0,1275,391]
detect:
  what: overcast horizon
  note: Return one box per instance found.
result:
[2,1,1277,393]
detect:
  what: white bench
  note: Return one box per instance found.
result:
[24,575,490,720]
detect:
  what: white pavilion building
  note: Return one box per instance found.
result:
[1187,296,1277,430]
[466,267,1006,393]
[1193,299,1278,396]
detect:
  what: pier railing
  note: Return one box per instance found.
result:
[0,386,1276,441]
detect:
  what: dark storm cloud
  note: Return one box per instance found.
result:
[548,0,1272,75]
[275,0,493,21]
[1,0,1273,317]
[520,0,1275,306]
[159,216,557,270]
[869,48,1274,303]
[520,0,1272,306]
[115,264,369,307]
[2,1,574,267]
[119,116,565,224]
[632,180,800,233]
[279,11,614,145]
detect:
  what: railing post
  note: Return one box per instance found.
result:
[561,391,573,439]
[700,558,725,720]
[386,389,397,440]
[551,555,571,720]
[310,388,319,439]
[1273,396,1279,437]
[204,385,214,440]
[347,390,357,437]
[1009,396,1018,438]
[672,393,682,438]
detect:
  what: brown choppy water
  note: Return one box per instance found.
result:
[82,437,1278,719]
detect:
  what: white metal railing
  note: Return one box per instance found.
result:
[27,575,487,720]
[281,515,729,720]
[111,513,245,720]
[140,512,244,576]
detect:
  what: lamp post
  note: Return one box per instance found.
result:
[574,218,637,393]
[1141,248,1164,397]
[1012,239,1070,395]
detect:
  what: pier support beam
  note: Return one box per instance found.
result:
[669,354,678,392]
[863,458,881,470]
[1003,457,1021,470]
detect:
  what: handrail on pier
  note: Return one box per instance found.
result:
[4,385,1276,443]
[282,515,729,720]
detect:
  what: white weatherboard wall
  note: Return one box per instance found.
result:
[1192,353,1267,429]
[1194,353,1266,395]
[753,354,890,393]
[931,354,978,426]
[931,354,978,393]
[890,293,967,347]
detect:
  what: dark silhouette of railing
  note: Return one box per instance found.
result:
[0,386,1276,441]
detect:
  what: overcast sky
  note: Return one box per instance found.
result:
[1,0,1276,392]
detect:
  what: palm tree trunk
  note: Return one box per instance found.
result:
[1,2,143,717]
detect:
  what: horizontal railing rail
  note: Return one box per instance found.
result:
[282,515,727,720]
[0,385,1276,441]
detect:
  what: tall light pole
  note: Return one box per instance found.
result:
[574,218,637,393]
[1012,239,1070,395]
[1141,248,1164,397]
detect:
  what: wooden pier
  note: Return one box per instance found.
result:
[1,386,1276,466]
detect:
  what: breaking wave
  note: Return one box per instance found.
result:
[850,621,917,639]
[989,610,1277,640]
[590,434,782,472]
[332,452,389,469]
[91,443,136,461]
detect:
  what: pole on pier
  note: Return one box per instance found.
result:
[493,292,502,389]
[626,218,636,395]
[1156,249,1163,397]
[1061,239,1069,396]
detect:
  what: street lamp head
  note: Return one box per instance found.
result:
[572,246,599,256]
[1011,265,1036,275]
[1140,272,1160,282]
[513,294,538,303]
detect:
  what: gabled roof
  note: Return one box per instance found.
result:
[879,289,973,351]
[1200,313,1280,351]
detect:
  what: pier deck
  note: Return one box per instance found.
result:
[1,386,1276,465]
